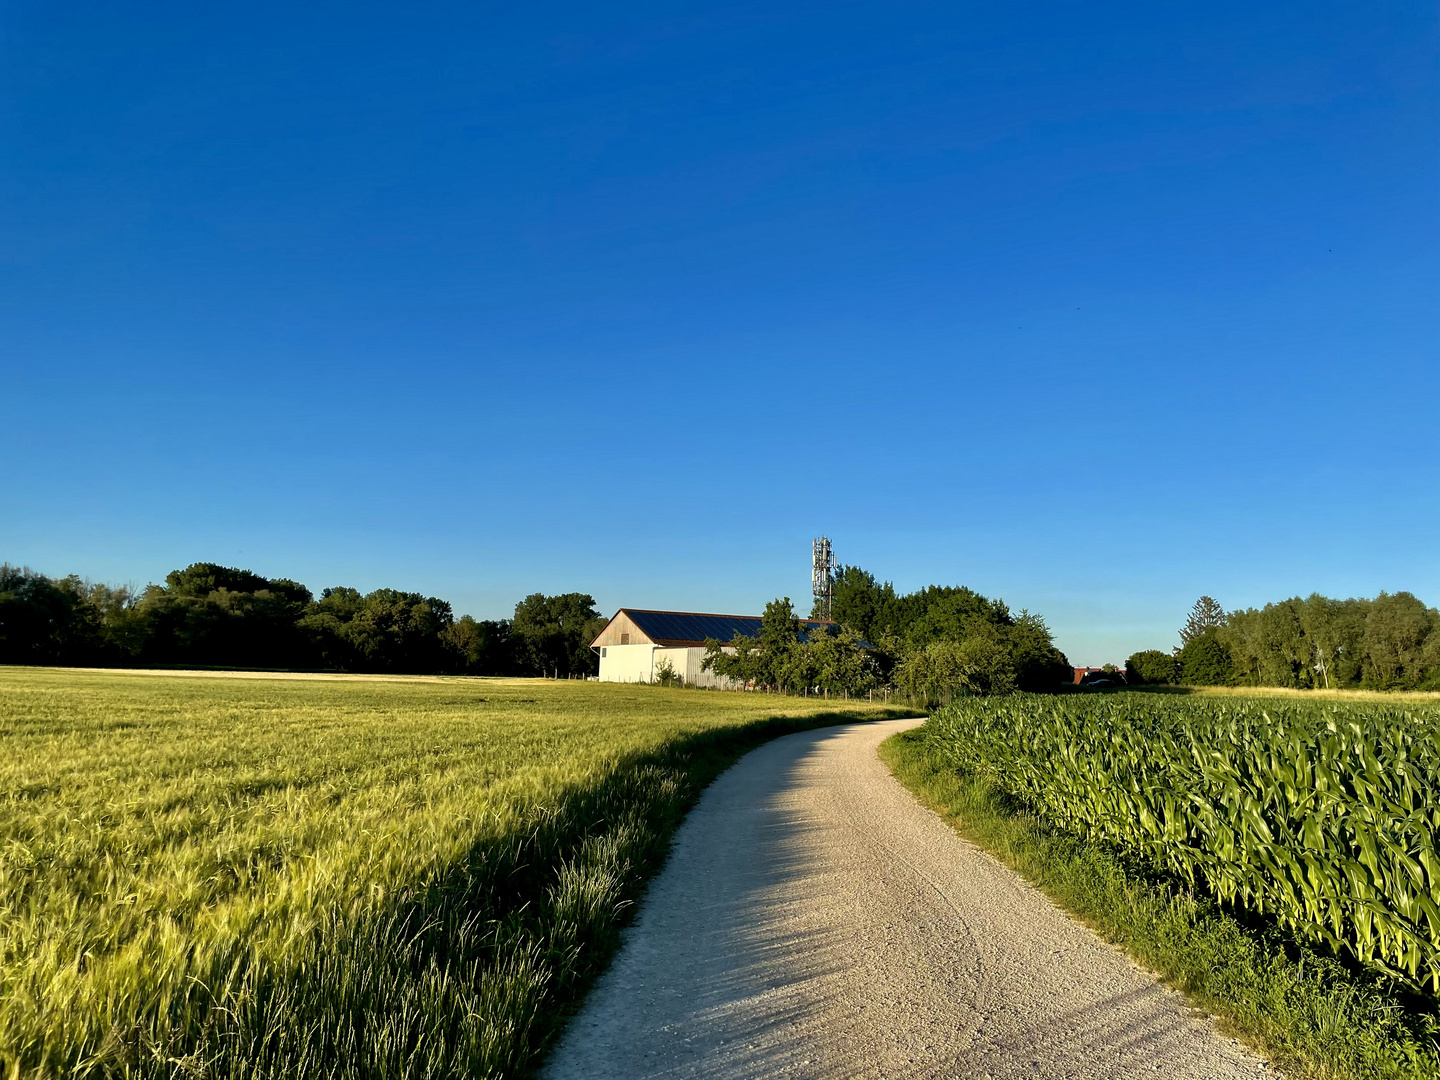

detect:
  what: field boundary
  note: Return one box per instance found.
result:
[879,725,1440,1080]
[1191,685,1440,704]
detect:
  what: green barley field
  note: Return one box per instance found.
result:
[0,667,906,1079]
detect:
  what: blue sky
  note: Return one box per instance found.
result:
[3,1,1436,664]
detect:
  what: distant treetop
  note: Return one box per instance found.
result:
[1180,596,1227,646]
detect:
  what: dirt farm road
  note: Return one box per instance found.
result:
[543,718,1275,1080]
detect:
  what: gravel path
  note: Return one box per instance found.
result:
[543,718,1274,1080]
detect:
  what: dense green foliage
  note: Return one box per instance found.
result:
[829,565,1071,696]
[0,668,904,1078]
[1125,648,1178,685]
[1127,591,1440,690]
[1223,592,1440,691]
[830,566,1011,648]
[0,563,602,676]
[508,593,609,678]
[883,727,1440,1080]
[701,597,879,695]
[892,613,1064,700]
[921,693,1440,995]
[1179,629,1235,685]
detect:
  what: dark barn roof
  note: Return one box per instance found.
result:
[616,609,837,648]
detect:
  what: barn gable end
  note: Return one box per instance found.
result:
[589,611,655,648]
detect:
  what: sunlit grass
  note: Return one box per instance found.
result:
[0,667,905,1078]
[1192,685,1440,703]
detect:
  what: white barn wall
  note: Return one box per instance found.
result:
[597,644,657,683]
[654,647,689,683]
[597,643,743,689]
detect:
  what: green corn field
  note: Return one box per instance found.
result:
[922,693,1440,994]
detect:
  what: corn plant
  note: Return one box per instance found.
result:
[923,694,1440,993]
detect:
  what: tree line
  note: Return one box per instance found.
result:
[830,566,1072,698]
[0,563,606,677]
[1127,591,1440,691]
[702,567,1072,699]
[2,559,1075,695]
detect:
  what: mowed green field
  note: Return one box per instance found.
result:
[0,667,905,1079]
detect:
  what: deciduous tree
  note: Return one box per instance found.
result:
[511,592,604,677]
[1126,649,1178,685]
[1178,630,1234,686]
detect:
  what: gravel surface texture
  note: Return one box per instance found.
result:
[543,718,1275,1080]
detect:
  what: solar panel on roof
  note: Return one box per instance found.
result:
[615,609,842,646]
[623,610,765,645]
[595,609,858,651]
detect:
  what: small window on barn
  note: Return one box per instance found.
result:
[600,647,607,657]
[620,633,630,645]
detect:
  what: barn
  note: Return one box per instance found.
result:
[590,608,836,688]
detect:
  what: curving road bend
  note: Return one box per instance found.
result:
[543,718,1274,1080]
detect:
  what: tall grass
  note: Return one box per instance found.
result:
[0,668,905,1077]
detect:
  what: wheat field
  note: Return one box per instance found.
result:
[0,667,902,1078]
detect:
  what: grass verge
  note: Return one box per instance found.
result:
[0,667,909,1078]
[879,724,1440,1080]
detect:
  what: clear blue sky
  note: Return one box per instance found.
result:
[3,1,1436,665]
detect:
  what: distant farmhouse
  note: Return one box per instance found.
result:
[590,609,836,688]
[1073,666,1125,685]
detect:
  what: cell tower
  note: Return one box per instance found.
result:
[812,536,835,620]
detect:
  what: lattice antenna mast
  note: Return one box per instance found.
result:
[812,537,835,620]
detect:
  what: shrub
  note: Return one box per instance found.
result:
[653,657,683,687]
[1126,649,1178,685]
